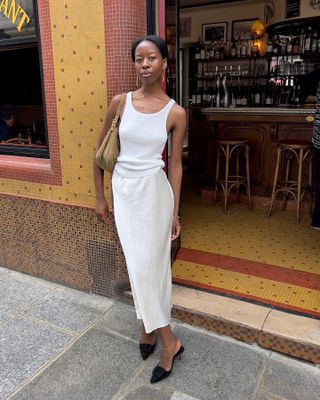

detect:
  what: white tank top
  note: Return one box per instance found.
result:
[114,91,175,178]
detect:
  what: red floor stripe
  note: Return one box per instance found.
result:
[176,247,320,290]
[173,277,320,319]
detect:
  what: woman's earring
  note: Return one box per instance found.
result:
[136,75,140,87]
[162,71,165,84]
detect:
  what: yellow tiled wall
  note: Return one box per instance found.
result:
[0,0,111,208]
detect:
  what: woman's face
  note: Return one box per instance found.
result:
[134,40,167,85]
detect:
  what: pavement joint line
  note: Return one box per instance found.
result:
[250,348,273,400]
[19,313,79,337]
[4,304,117,400]
[15,287,58,314]
[261,308,273,332]
[97,323,139,344]
[111,358,154,400]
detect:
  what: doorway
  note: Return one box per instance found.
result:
[160,0,320,320]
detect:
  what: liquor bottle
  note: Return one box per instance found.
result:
[225,40,231,58]
[312,31,318,53]
[209,45,215,59]
[192,87,197,104]
[299,28,305,54]
[294,84,301,106]
[196,83,202,106]
[287,35,293,55]
[293,36,300,54]
[195,39,201,60]
[215,42,221,60]
[236,82,242,106]
[280,38,287,55]
[220,42,225,60]
[272,35,280,54]
[266,39,273,55]
[236,36,241,58]
[231,40,236,58]
[216,76,221,108]
[247,40,252,57]
[254,85,261,106]
[241,37,247,57]
[304,27,312,53]
[200,46,206,60]
[241,85,248,106]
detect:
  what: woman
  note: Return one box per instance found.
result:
[93,35,186,383]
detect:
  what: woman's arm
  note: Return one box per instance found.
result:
[168,104,186,240]
[93,94,123,223]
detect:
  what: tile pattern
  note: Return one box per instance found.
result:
[173,191,320,318]
[172,304,320,365]
[104,0,146,102]
[0,195,128,298]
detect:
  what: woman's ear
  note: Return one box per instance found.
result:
[163,58,168,70]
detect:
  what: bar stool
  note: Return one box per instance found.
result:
[214,139,253,213]
[266,139,313,223]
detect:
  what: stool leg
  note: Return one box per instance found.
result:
[296,148,303,223]
[282,152,291,211]
[266,146,281,218]
[213,147,220,204]
[235,147,240,203]
[245,144,253,211]
[308,153,313,216]
[224,145,230,213]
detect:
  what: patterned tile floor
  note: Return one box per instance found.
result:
[172,177,320,319]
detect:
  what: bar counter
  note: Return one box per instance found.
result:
[188,106,316,196]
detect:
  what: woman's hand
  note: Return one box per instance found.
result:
[171,215,181,241]
[95,197,111,224]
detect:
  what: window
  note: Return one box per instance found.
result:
[0,0,48,158]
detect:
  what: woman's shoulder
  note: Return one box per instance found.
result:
[171,102,186,118]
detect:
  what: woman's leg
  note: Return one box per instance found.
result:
[140,322,156,344]
[156,325,181,371]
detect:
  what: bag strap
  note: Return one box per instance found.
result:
[113,93,126,124]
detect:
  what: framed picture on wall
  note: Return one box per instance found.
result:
[202,22,227,44]
[232,18,258,41]
[179,17,191,38]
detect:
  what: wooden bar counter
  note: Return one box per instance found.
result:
[189,106,316,196]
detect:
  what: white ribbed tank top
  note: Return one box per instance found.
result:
[114,91,175,178]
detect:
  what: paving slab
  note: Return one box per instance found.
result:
[122,385,172,400]
[144,325,268,400]
[0,316,71,400]
[0,273,53,324]
[11,326,143,400]
[97,301,140,340]
[261,353,320,400]
[0,267,10,276]
[24,287,113,333]
[171,392,201,400]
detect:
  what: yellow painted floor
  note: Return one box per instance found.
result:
[172,175,320,318]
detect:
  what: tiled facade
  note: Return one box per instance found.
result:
[0,0,146,295]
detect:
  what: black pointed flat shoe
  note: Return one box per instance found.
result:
[139,342,156,360]
[150,345,184,384]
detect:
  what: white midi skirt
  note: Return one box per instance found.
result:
[112,168,174,333]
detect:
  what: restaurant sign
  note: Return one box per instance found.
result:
[0,0,35,42]
[0,0,30,31]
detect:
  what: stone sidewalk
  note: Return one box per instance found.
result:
[1,266,319,400]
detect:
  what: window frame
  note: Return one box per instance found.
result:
[0,0,49,158]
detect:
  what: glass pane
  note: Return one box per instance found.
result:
[0,0,36,42]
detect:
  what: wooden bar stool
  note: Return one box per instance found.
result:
[214,139,253,213]
[266,139,313,223]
